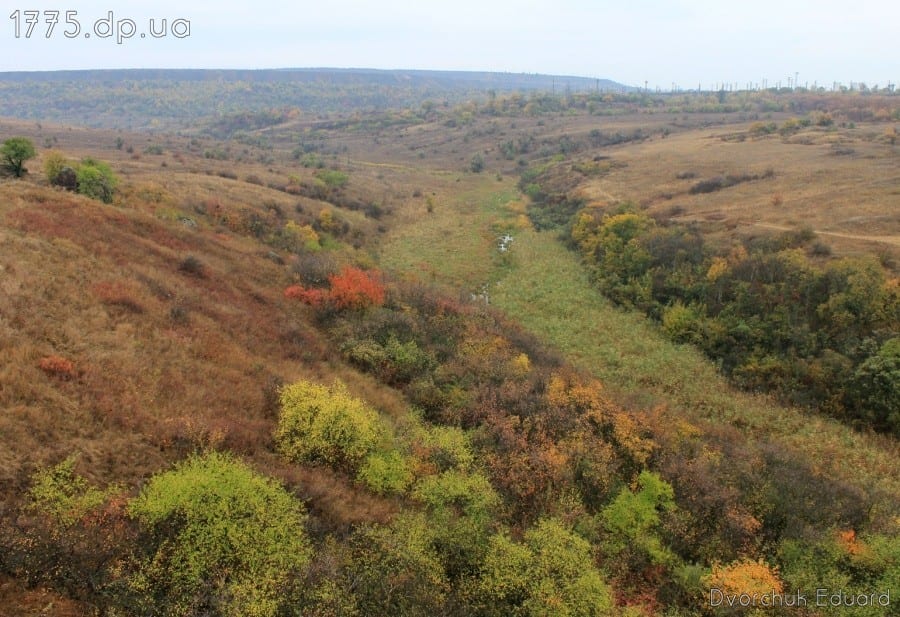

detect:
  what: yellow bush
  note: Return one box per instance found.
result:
[275,379,385,470]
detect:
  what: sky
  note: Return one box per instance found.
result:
[3,0,898,89]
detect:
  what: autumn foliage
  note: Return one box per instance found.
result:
[703,558,784,598]
[285,266,385,311]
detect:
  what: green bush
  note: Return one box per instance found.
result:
[601,470,676,568]
[76,157,119,203]
[479,519,614,616]
[129,452,311,617]
[849,338,900,433]
[350,513,449,617]
[423,425,474,472]
[315,168,349,189]
[413,471,501,578]
[28,455,119,526]
[358,449,414,494]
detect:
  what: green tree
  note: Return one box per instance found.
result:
[76,158,119,203]
[1,137,36,177]
[601,470,677,568]
[128,452,311,617]
[849,338,900,433]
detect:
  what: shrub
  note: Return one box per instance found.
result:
[848,338,900,433]
[178,255,206,278]
[423,425,474,472]
[315,169,349,189]
[349,513,449,616]
[661,302,704,345]
[12,457,129,608]
[129,452,311,617]
[358,449,414,494]
[75,158,118,203]
[284,284,328,308]
[601,470,676,568]
[43,151,68,184]
[328,266,386,311]
[279,220,320,253]
[293,252,338,287]
[53,166,79,191]
[29,456,118,526]
[37,354,76,380]
[275,379,384,469]
[703,558,784,602]
[470,153,485,173]
[478,519,614,616]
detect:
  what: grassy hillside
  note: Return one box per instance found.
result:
[1,88,898,615]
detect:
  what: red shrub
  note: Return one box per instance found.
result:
[284,285,329,308]
[38,355,76,380]
[327,266,385,310]
[285,267,385,312]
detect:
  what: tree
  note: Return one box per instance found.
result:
[1,137,36,177]
[848,338,900,433]
[601,470,677,569]
[128,452,311,617]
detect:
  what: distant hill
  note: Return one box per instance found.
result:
[0,68,632,129]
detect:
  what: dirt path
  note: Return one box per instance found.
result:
[752,222,900,247]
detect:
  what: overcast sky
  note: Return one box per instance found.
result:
[3,0,898,89]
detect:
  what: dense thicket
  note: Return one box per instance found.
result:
[526,182,899,433]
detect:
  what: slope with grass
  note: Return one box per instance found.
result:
[2,89,899,615]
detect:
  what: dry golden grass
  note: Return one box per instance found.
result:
[574,120,900,262]
[0,124,406,532]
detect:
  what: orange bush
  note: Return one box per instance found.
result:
[328,266,385,310]
[37,355,76,380]
[284,267,385,312]
[284,284,329,308]
[704,558,784,597]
